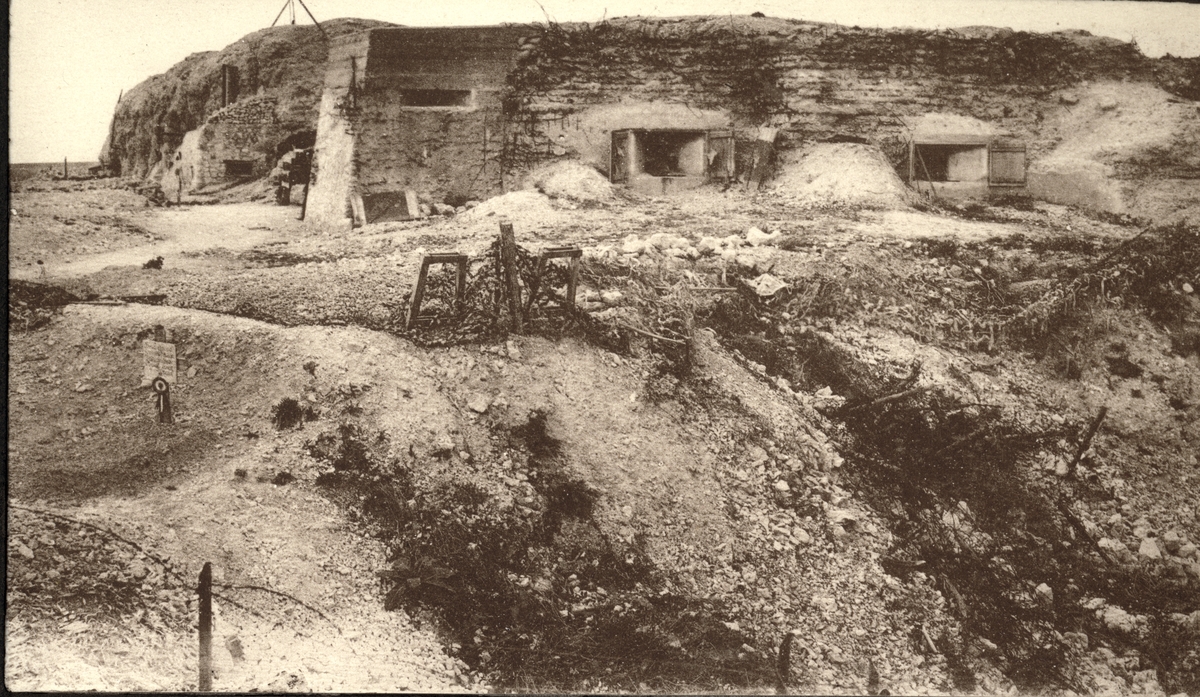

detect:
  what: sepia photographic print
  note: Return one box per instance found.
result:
[7,0,1200,693]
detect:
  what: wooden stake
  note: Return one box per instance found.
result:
[198,562,213,691]
[63,158,68,178]
[775,632,795,694]
[1068,406,1108,476]
[499,222,523,334]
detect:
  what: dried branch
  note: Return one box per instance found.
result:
[215,583,341,634]
[843,385,929,414]
[616,321,687,345]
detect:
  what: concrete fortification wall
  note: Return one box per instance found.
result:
[307,26,530,226]
[305,32,372,226]
[503,18,1161,176]
[107,15,1198,224]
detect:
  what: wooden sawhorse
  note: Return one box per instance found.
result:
[406,253,469,328]
[523,246,583,319]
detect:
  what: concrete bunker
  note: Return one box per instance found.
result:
[610,129,734,196]
[905,113,1027,198]
[170,96,287,193]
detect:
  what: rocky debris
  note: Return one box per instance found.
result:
[461,191,556,222]
[1100,605,1150,638]
[1161,530,1183,554]
[748,273,788,297]
[617,227,787,266]
[523,160,615,204]
[1138,537,1162,559]
[466,393,492,414]
[745,227,781,246]
[600,290,624,305]
[5,507,190,632]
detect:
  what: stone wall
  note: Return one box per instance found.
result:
[501,17,1164,183]
[306,16,1197,226]
[174,97,281,191]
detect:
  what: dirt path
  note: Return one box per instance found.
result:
[12,202,304,281]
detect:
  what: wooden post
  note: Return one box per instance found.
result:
[349,192,366,228]
[63,158,68,178]
[198,562,213,691]
[522,255,548,319]
[1068,406,1108,476]
[454,258,468,314]
[153,378,174,425]
[299,152,313,221]
[566,255,580,309]
[406,261,432,329]
[499,223,523,334]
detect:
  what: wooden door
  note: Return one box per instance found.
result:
[989,145,1027,187]
[610,130,634,183]
[706,130,735,182]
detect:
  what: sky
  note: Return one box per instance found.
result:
[8,0,1200,164]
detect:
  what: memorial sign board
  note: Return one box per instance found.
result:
[143,340,178,384]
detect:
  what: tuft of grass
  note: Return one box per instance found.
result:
[271,397,316,430]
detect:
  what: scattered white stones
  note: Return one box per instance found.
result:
[697,236,725,254]
[827,509,858,527]
[466,393,492,414]
[1100,605,1150,637]
[811,595,838,614]
[745,227,781,246]
[617,226,780,260]
[621,234,646,254]
[600,290,624,305]
[1138,538,1162,559]
[1035,583,1054,604]
[748,273,788,297]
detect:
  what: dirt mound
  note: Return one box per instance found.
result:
[1030,81,1200,224]
[101,19,393,179]
[460,191,561,227]
[769,143,916,209]
[522,160,615,204]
